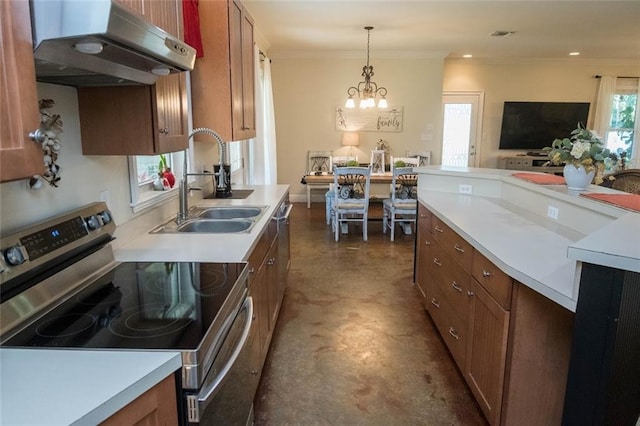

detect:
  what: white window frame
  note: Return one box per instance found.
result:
[604,78,639,167]
[128,150,188,213]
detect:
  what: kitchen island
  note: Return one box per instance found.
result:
[414,166,639,425]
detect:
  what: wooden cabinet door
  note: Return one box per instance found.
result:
[0,0,43,182]
[466,279,510,425]
[100,374,178,426]
[154,73,189,153]
[266,241,279,331]
[414,204,432,301]
[239,3,255,139]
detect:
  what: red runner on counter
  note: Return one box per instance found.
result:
[580,193,640,212]
[512,172,566,185]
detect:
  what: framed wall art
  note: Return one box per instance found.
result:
[335,106,403,132]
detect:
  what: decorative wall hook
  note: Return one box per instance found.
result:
[29,99,63,190]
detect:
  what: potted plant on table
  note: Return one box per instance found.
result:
[543,124,614,190]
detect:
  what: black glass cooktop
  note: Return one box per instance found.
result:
[2,262,247,350]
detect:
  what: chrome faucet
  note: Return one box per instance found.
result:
[177,128,228,222]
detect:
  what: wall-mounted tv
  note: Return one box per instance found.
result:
[498,101,590,151]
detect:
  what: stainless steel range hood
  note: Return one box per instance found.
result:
[30,0,196,86]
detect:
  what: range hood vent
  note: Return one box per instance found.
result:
[30,0,196,87]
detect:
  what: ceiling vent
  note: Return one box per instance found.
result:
[490,31,516,37]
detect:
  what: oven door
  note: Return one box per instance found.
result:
[184,296,259,425]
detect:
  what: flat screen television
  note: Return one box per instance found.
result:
[498,101,590,151]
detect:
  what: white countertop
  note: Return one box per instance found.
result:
[415,166,640,312]
[0,348,181,425]
[114,185,290,263]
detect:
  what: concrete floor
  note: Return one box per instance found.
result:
[254,202,486,425]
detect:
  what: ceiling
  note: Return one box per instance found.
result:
[242,1,640,60]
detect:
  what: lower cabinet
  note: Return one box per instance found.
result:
[100,374,178,426]
[416,202,572,426]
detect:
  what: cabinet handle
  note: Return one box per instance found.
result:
[249,267,255,274]
[29,129,47,143]
[482,270,492,277]
[451,281,463,292]
[467,290,475,297]
[420,213,427,218]
[434,225,444,233]
[433,258,442,267]
[159,128,169,134]
[251,369,259,375]
[454,244,465,253]
[425,240,432,246]
[430,298,440,308]
[267,258,276,265]
[448,327,459,340]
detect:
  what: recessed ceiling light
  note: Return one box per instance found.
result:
[569,52,580,56]
[490,31,516,37]
[463,54,473,58]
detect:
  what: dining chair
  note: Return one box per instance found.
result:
[599,169,640,194]
[331,165,372,241]
[324,156,358,224]
[383,164,418,241]
[306,150,332,208]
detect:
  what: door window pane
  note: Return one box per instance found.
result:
[442,103,472,167]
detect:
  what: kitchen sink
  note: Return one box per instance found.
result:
[194,206,264,220]
[178,219,252,233]
[150,206,268,234]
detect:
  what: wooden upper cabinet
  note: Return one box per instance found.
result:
[0,0,44,182]
[78,0,188,155]
[191,0,256,142]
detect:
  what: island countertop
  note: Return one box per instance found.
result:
[0,349,181,425]
[415,166,640,312]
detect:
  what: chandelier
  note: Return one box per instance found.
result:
[345,26,388,109]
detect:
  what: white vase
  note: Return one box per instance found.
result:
[563,164,595,191]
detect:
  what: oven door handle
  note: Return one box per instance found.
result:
[187,296,253,422]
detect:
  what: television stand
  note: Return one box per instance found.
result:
[498,155,563,174]
[526,151,547,157]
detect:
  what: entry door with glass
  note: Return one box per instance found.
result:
[441,92,484,167]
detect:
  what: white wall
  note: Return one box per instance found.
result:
[270,55,444,201]
[0,83,134,234]
[443,58,640,168]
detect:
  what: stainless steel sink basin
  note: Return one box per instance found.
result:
[178,219,252,233]
[195,206,263,220]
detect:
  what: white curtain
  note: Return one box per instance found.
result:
[251,46,277,184]
[592,75,616,139]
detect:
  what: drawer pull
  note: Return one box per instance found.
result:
[430,298,440,308]
[448,327,459,340]
[482,270,492,277]
[420,213,427,218]
[425,240,432,246]
[451,281,463,292]
[454,244,465,253]
[434,225,444,233]
[433,258,442,267]
[467,290,475,297]
[249,267,256,274]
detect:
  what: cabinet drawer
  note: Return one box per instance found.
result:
[472,251,513,310]
[431,216,474,271]
[247,230,270,285]
[418,203,432,232]
[428,284,467,369]
[430,241,471,323]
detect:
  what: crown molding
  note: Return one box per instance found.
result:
[269,50,449,60]
[445,57,640,67]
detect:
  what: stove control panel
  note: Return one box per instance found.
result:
[0,202,116,285]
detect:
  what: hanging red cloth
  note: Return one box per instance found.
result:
[182,0,204,57]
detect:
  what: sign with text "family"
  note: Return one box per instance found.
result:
[335,106,403,132]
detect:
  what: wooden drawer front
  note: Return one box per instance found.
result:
[431,216,473,271]
[431,241,471,323]
[428,284,467,369]
[472,251,513,310]
[247,230,269,285]
[415,224,434,301]
[418,203,432,231]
